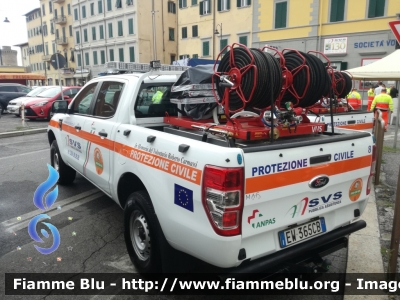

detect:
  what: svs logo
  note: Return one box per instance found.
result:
[67,135,82,152]
[287,192,342,218]
[28,164,61,254]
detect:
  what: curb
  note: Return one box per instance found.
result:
[344,184,386,300]
[0,128,47,139]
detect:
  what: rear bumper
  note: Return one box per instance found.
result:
[223,220,366,276]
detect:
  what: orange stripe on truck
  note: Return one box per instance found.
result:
[245,155,372,194]
[49,122,202,185]
[115,142,202,185]
[337,123,373,130]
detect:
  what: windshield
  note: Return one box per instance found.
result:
[36,87,62,98]
[27,87,48,97]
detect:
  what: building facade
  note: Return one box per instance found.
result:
[71,0,177,82]
[14,42,31,70]
[24,7,44,85]
[252,0,399,88]
[0,46,18,66]
[177,0,253,60]
[24,1,77,87]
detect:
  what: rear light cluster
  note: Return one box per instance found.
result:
[366,144,377,195]
[202,165,244,236]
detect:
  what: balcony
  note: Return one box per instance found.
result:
[54,15,67,25]
[42,54,52,61]
[56,37,68,46]
[61,68,74,75]
[53,0,65,3]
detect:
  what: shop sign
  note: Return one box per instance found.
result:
[324,37,347,54]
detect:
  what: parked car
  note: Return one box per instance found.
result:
[0,83,31,114]
[7,86,57,116]
[23,86,81,120]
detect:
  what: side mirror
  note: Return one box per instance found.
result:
[64,95,70,100]
[51,100,69,115]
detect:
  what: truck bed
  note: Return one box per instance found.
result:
[164,125,372,151]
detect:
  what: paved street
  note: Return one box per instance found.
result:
[0,132,345,300]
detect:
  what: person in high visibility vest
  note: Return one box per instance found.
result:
[367,87,375,110]
[347,88,362,110]
[152,90,163,104]
[370,88,394,131]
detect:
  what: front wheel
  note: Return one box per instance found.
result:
[50,140,76,185]
[124,191,163,273]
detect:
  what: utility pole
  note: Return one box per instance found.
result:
[151,0,157,60]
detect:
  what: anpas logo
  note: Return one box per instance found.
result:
[28,164,61,254]
[248,209,276,229]
[67,135,82,152]
[288,192,342,218]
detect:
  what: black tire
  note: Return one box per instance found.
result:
[50,140,76,185]
[0,104,5,115]
[124,191,163,273]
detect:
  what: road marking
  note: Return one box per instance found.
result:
[0,149,48,161]
[1,189,103,232]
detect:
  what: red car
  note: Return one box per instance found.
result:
[23,86,81,120]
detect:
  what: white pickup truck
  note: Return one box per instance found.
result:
[47,65,375,274]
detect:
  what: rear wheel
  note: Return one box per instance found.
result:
[124,191,163,273]
[50,140,76,185]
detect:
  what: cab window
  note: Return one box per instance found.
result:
[93,81,123,118]
[65,88,80,98]
[19,86,31,93]
[135,84,178,118]
[0,86,17,92]
[72,83,98,114]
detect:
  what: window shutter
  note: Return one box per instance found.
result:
[221,39,226,50]
[248,0,251,5]
[192,0,198,4]
[330,0,338,22]
[192,25,198,37]
[129,47,135,62]
[340,62,347,71]
[199,1,204,14]
[217,0,221,11]
[239,36,247,46]
[237,0,241,7]
[208,0,212,13]
[337,0,345,21]
[368,0,377,17]
[275,1,287,28]
[227,0,230,10]
[376,0,385,17]
[179,0,183,8]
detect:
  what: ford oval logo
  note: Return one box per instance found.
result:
[309,175,329,189]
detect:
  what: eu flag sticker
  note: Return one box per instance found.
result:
[174,184,194,212]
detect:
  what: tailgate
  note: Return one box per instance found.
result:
[241,135,373,244]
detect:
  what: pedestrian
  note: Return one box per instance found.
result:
[370,88,394,131]
[367,87,375,110]
[374,82,383,96]
[347,88,362,110]
[390,85,398,99]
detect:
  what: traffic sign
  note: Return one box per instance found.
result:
[389,20,400,44]
[50,53,66,70]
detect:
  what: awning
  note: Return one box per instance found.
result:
[73,73,90,78]
[0,73,46,80]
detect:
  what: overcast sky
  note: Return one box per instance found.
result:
[0,0,40,66]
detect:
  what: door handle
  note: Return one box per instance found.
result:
[74,125,81,130]
[99,131,108,138]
